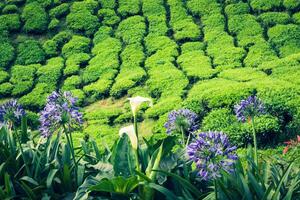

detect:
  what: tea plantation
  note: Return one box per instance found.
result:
[0,0,300,148]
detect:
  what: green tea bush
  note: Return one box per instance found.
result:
[66,1,99,36]
[145,35,178,55]
[283,0,300,10]
[244,42,278,67]
[147,16,168,36]
[84,107,123,124]
[187,0,220,16]
[293,12,300,24]
[93,26,113,44]
[225,2,250,16]
[52,30,73,48]
[26,0,52,8]
[99,0,115,9]
[43,39,58,57]
[21,3,48,33]
[98,9,120,26]
[49,3,70,18]
[62,35,90,58]
[0,70,9,83]
[0,40,14,68]
[250,0,282,12]
[118,0,140,17]
[19,83,52,110]
[116,16,146,45]
[177,51,216,80]
[110,44,146,98]
[218,68,267,82]
[62,75,81,90]
[82,37,121,84]
[64,53,90,76]
[0,14,21,31]
[0,82,13,97]
[48,18,60,30]
[2,4,18,14]
[202,13,225,32]
[16,40,46,65]
[181,42,205,54]
[258,12,290,27]
[10,64,39,96]
[258,52,300,71]
[268,24,300,57]
[36,57,64,90]
[69,89,85,105]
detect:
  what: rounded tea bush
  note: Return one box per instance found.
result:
[16,40,46,65]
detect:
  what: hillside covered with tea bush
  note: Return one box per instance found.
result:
[0,0,300,147]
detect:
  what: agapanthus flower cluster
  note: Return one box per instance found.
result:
[164,109,199,134]
[187,131,238,181]
[234,95,265,122]
[0,100,26,127]
[39,91,83,138]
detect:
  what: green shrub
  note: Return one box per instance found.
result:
[177,51,216,80]
[82,37,121,84]
[116,16,146,45]
[173,19,201,41]
[26,110,40,129]
[283,0,300,9]
[250,0,282,12]
[268,24,300,57]
[49,3,70,18]
[0,14,21,31]
[16,40,46,65]
[43,40,58,57]
[293,12,300,24]
[84,107,122,123]
[19,83,52,110]
[62,35,90,58]
[99,0,115,9]
[10,64,39,96]
[258,12,290,27]
[2,5,18,14]
[36,57,64,90]
[0,41,14,68]
[0,70,9,84]
[52,31,73,48]
[202,14,225,32]
[48,18,60,30]
[22,3,48,33]
[244,42,278,67]
[62,75,81,90]
[69,89,85,105]
[64,53,90,76]
[187,0,220,16]
[98,9,120,26]
[26,0,52,8]
[145,35,178,55]
[118,0,140,17]
[218,68,267,82]
[147,16,168,36]
[93,26,113,44]
[0,82,13,97]
[181,42,205,54]
[66,2,99,36]
[225,2,250,16]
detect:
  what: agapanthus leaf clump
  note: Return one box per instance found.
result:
[0,100,26,127]
[39,91,83,138]
[187,131,238,181]
[234,95,265,122]
[164,109,199,135]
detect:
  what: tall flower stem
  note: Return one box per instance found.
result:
[133,115,140,172]
[15,130,31,176]
[214,180,218,200]
[250,117,258,165]
[180,126,186,146]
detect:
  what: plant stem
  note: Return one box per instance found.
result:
[180,126,185,146]
[133,115,140,172]
[16,130,31,177]
[64,129,78,185]
[251,117,258,165]
[214,180,218,200]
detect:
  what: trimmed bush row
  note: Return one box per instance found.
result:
[111,44,146,98]
[0,13,21,31]
[142,0,168,36]
[99,0,115,9]
[16,40,46,65]
[49,3,70,19]
[167,0,201,41]
[118,0,140,17]
[116,16,146,45]
[62,35,91,58]
[0,36,14,68]
[10,64,39,96]
[64,53,90,76]
[98,8,120,26]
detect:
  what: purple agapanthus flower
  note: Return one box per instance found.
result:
[234,95,265,123]
[0,100,26,127]
[187,131,238,181]
[164,109,199,134]
[39,91,83,138]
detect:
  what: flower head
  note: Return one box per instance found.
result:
[234,95,265,122]
[164,109,199,135]
[0,100,26,127]
[128,96,152,116]
[187,131,238,181]
[119,125,137,150]
[39,91,83,138]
